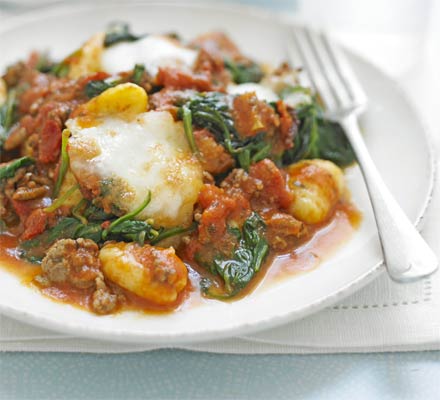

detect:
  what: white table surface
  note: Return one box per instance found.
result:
[1,1,440,399]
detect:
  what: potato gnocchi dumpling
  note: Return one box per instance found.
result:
[66,32,105,79]
[0,78,6,106]
[72,82,148,121]
[100,242,188,306]
[286,159,346,224]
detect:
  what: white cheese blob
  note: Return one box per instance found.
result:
[282,91,313,108]
[67,110,203,227]
[101,35,198,76]
[227,82,313,108]
[227,83,279,102]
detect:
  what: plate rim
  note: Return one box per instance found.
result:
[0,1,437,343]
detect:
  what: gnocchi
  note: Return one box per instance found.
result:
[71,82,148,121]
[99,242,188,306]
[0,78,6,106]
[66,32,105,79]
[286,159,345,224]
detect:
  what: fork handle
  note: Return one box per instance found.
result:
[341,114,438,282]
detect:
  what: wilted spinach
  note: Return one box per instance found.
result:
[0,89,17,148]
[49,49,80,78]
[82,202,113,221]
[19,190,192,263]
[35,53,54,73]
[19,217,84,262]
[52,129,70,197]
[201,212,269,298]
[178,92,272,171]
[84,79,118,98]
[131,64,145,85]
[283,99,356,167]
[0,157,35,181]
[102,191,151,240]
[84,64,146,98]
[224,59,264,84]
[104,22,140,47]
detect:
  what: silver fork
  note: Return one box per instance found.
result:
[288,26,438,282]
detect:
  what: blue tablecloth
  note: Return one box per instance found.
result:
[1,350,440,399]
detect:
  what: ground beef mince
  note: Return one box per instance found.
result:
[41,238,102,289]
[92,276,118,315]
[193,129,235,175]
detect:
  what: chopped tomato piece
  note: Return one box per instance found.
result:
[197,184,250,244]
[232,92,279,138]
[249,159,293,209]
[156,67,214,91]
[21,208,48,240]
[39,119,62,163]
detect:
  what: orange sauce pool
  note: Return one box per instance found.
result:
[0,202,361,313]
[265,202,361,286]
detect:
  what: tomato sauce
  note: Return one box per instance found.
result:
[0,201,361,313]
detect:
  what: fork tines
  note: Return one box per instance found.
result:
[288,26,368,114]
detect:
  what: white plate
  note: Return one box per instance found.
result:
[0,3,435,344]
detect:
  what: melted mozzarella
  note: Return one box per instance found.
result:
[227,83,279,102]
[67,110,203,227]
[282,91,313,108]
[102,35,198,76]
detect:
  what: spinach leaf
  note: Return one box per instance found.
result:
[104,22,140,47]
[283,103,320,162]
[283,100,356,167]
[106,220,156,245]
[224,59,264,84]
[181,104,198,154]
[178,93,234,149]
[19,190,193,262]
[0,157,35,181]
[131,64,145,85]
[83,203,113,221]
[202,212,269,298]
[44,184,80,213]
[20,214,189,259]
[178,93,272,171]
[84,79,118,98]
[35,53,54,73]
[20,217,154,256]
[51,62,69,78]
[102,219,194,246]
[50,48,83,78]
[74,222,103,243]
[85,65,145,98]
[0,89,17,147]
[19,217,104,263]
[71,199,89,225]
[22,218,81,248]
[53,129,70,196]
[315,120,357,166]
[150,223,197,245]
[19,217,81,260]
[102,191,151,240]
